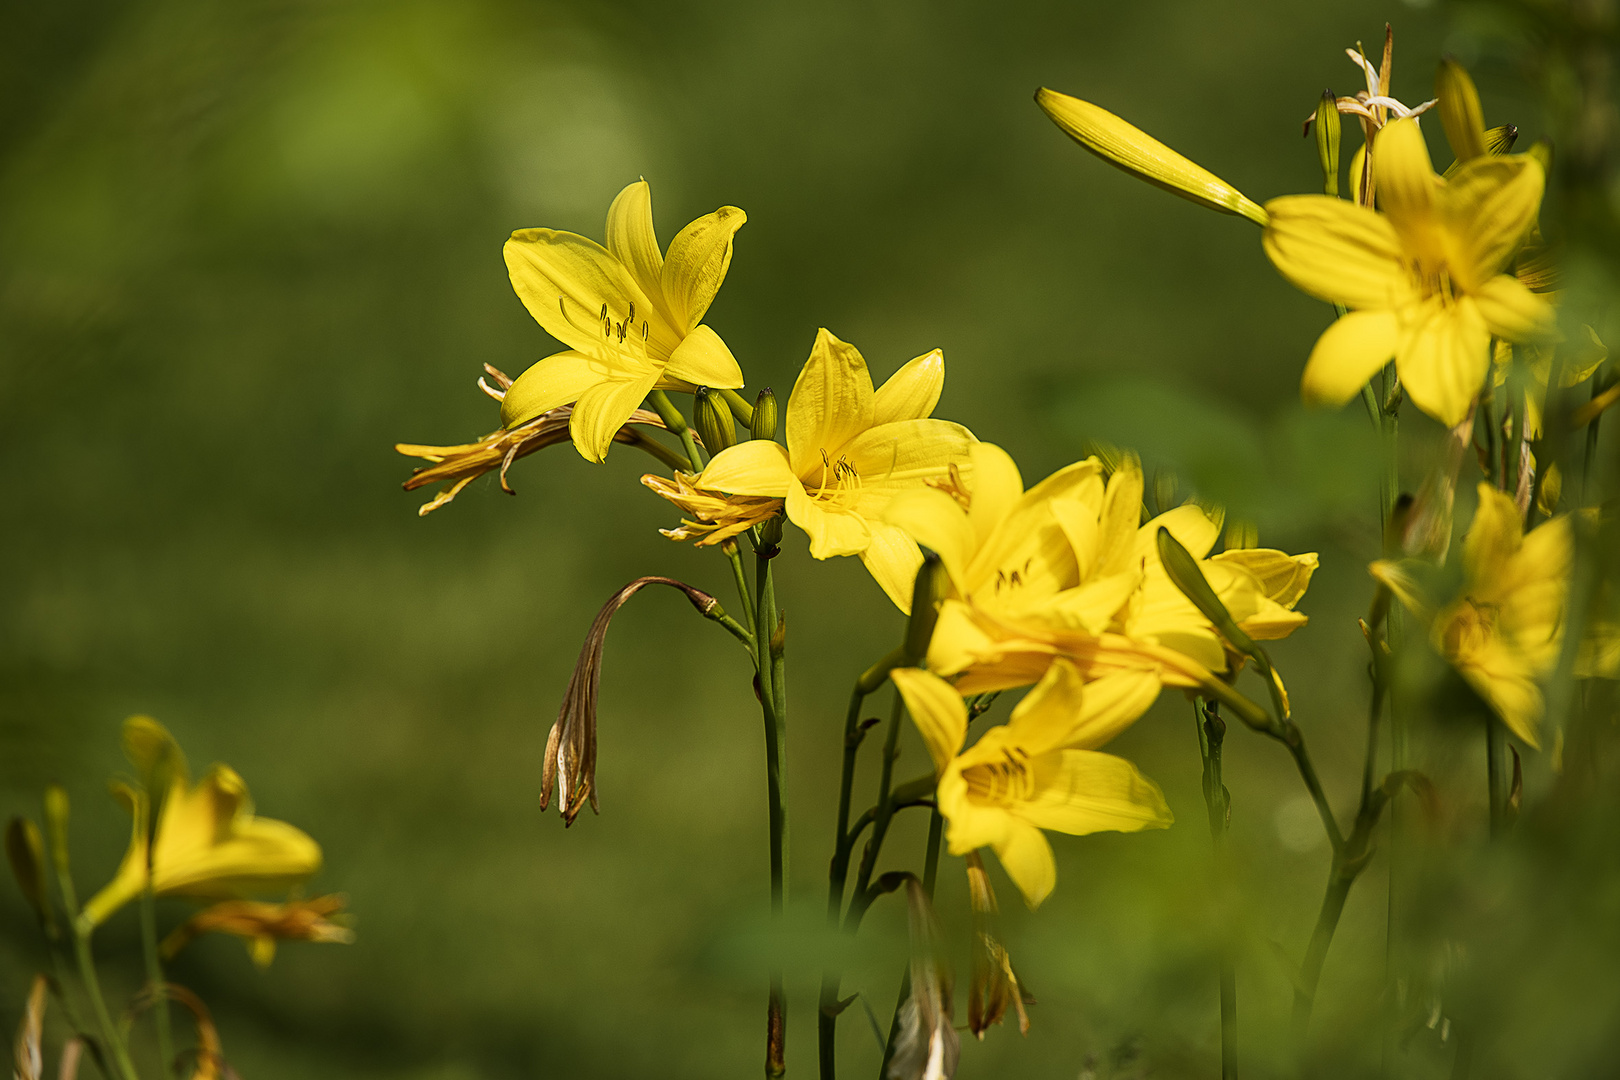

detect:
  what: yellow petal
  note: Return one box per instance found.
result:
[990,821,1057,910]
[1458,640,1544,748]
[1036,88,1268,225]
[1095,459,1145,578]
[504,229,674,359]
[1209,549,1318,608]
[1444,156,1544,284]
[568,371,660,462]
[786,329,875,475]
[1370,558,1433,624]
[966,443,1024,548]
[1139,505,1219,562]
[660,205,746,334]
[1471,274,1555,343]
[1238,597,1310,640]
[1041,571,1141,636]
[1463,483,1524,588]
[861,522,925,613]
[1262,196,1411,310]
[1300,310,1400,408]
[501,351,614,427]
[786,485,871,557]
[1396,298,1492,427]
[1019,749,1173,836]
[1437,58,1488,163]
[872,348,945,426]
[1009,663,1159,753]
[891,667,969,775]
[604,181,667,309]
[662,324,745,389]
[699,439,798,497]
[1375,118,1442,240]
[885,488,978,595]
[842,420,977,499]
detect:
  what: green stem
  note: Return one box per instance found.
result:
[721,388,757,427]
[920,809,944,898]
[139,886,175,1079]
[1486,715,1510,837]
[847,689,905,926]
[726,544,758,644]
[1293,868,1354,1036]
[647,390,705,471]
[754,544,788,1079]
[622,428,689,472]
[1196,701,1238,1080]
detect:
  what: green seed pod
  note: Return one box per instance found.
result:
[694,387,737,456]
[751,387,779,442]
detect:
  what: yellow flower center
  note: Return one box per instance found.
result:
[559,295,656,369]
[1409,258,1461,306]
[963,745,1035,806]
[809,448,863,506]
[1442,596,1499,661]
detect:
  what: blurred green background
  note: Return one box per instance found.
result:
[4,0,1615,1077]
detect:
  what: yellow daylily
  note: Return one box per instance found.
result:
[884,442,1142,629]
[1375,484,1572,746]
[499,180,746,462]
[697,329,976,610]
[83,757,322,928]
[893,661,1170,909]
[1264,117,1554,427]
[640,470,783,545]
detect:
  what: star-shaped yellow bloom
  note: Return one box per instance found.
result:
[697,328,975,610]
[1264,117,1554,427]
[499,181,747,461]
[1374,483,1572,746]
[893,661,1171,909]
[83,750,322,928]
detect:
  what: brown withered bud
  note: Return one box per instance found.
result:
[543,577,723,825]
[397,373,677,515]
[886,876,960,1080]
[965,852,1034,1039]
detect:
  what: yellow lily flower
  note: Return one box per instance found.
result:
[902,451,1314,691]
[893,661,1170,909]
[697,329,975,610]
[639,470,783,545]
[83,746,322,927]
[1374,483,1572,746]
[884,442,1142,629]
[499,180,746,462]
[1264,117,1554,427]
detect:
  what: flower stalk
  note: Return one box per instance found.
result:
[753,525,790,1080]
[1195,699,1238,1080]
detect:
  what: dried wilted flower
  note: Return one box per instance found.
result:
[162,894,355,967]
[886,877,960,1080]
[13,974,45,1080]
[544,577,724,824]
[965,852,1033,1039]
[641,471,782,545]
[397,366,678,516]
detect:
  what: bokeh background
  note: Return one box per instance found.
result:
[4,0,1617,1077]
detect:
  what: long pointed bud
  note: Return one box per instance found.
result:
[751,387,778,441]
[1314,89,1341,196]
[1036,88,1269,226]
[694,387,737,456]
[903,553,947,665]
[1437,57,1488,163]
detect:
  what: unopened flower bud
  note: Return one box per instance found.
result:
[751,387,779,442]
[5,818,54,935]
[1314,89,1341,197]
[1437,57,1487,163]
[42,785,71,882]
[904,553,947,663]
[694,388,737,456]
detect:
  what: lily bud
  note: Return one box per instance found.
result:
[1156,527,1257,655]
[42,785,71,884]
[904,553,947,664]
[1484,124,1519,156]
[1036,87,1269,226]
[751,387,779,441]
[1314,89,1341,196]
[5,818,54,934]
[1224,520,1259,551]
[694,388,737,456]
[1437,58,1487,163]
[1537,462,1562,517]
